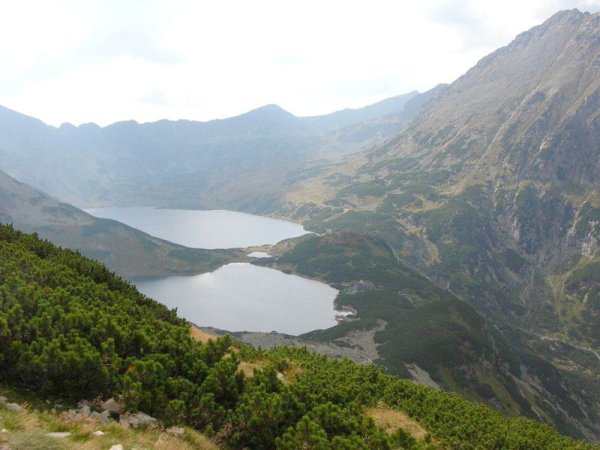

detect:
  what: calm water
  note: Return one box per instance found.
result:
[86,206,337,334]
[85,206,308,249]
[136,263,340,335]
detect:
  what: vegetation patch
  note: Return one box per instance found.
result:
[366,406,428,440]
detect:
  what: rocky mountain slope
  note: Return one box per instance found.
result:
[273,9,600,440]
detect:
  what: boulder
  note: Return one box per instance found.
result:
[5,402,23,412]
[119,411,156,428]
[79,404,91,416]
[109,445,123,450]
[90,410,111,424]
[166,426,185,438]
[100,398,125,415]
[0,396,6,406]
[60,409,79,422]
[92,430,105,436]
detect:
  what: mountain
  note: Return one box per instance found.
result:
[0,169,238,278]
[0,92,424,210]
[0,224,593,449]
[272,9,600,440]
[1,7,598,442]
[301,90,419,132]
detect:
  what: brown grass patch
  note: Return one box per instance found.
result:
[190,326,217,344]
[366,407,428,440]
[237,360,269,378]
[281,363,303,383]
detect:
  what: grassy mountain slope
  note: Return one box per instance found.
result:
[0,225,594,449]
[0,170,239,278]
[255,232,594,439]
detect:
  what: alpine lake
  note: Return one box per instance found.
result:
[86,207,342,335]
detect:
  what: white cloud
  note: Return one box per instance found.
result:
[0,0,598,125]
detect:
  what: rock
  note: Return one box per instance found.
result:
[0,396,6,406]
[166,426,185,438]
[90,410,111,424]
[5,403,23,412]
[119,414,133,428]
[79,404,91,416]
[109,445,123,450]
[60,409,79,422]
[92,430,105,436]
[101,398,125,415]
[119,411,156,429]
[46,432,71,438]
[0,428,8,433]
[134,411,156,427]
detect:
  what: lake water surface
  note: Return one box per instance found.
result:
[85,206,308,249]
[86,206,338,334]
[136,263,340,335]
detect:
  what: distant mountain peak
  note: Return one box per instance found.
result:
[241,104,296,119]
[226,103,304,132]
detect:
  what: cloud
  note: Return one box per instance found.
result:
[1,0,599,126]
[139,87,171,106]
[85,30,182,65]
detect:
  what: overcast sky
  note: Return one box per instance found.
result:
[1,0,598,126]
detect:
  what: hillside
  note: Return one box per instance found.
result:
[0,225,595,449]
[253,232,596,439]
[269,9,600,440]
[0,169,239,278]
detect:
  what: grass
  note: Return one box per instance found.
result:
[366,406,428,440]
[237,360,268,378]
[190,325,217,344]
[0,398,219,450]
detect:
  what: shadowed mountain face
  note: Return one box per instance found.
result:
[0,170,238,278]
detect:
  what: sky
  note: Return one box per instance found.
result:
[1,0,599,126]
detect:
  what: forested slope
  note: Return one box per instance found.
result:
[0,225,595,449]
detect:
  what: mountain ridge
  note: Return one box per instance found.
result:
[0,169,239,278]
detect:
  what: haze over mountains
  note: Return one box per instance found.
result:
[0,89,433,210]
[1,8,599,444]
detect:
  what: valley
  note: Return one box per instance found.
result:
[0,7,599,448]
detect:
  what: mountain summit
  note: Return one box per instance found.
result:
[377,9,599,184]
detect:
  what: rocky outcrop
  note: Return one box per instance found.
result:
[100,398,126,415]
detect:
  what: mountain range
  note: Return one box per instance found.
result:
[0,7,599,444]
